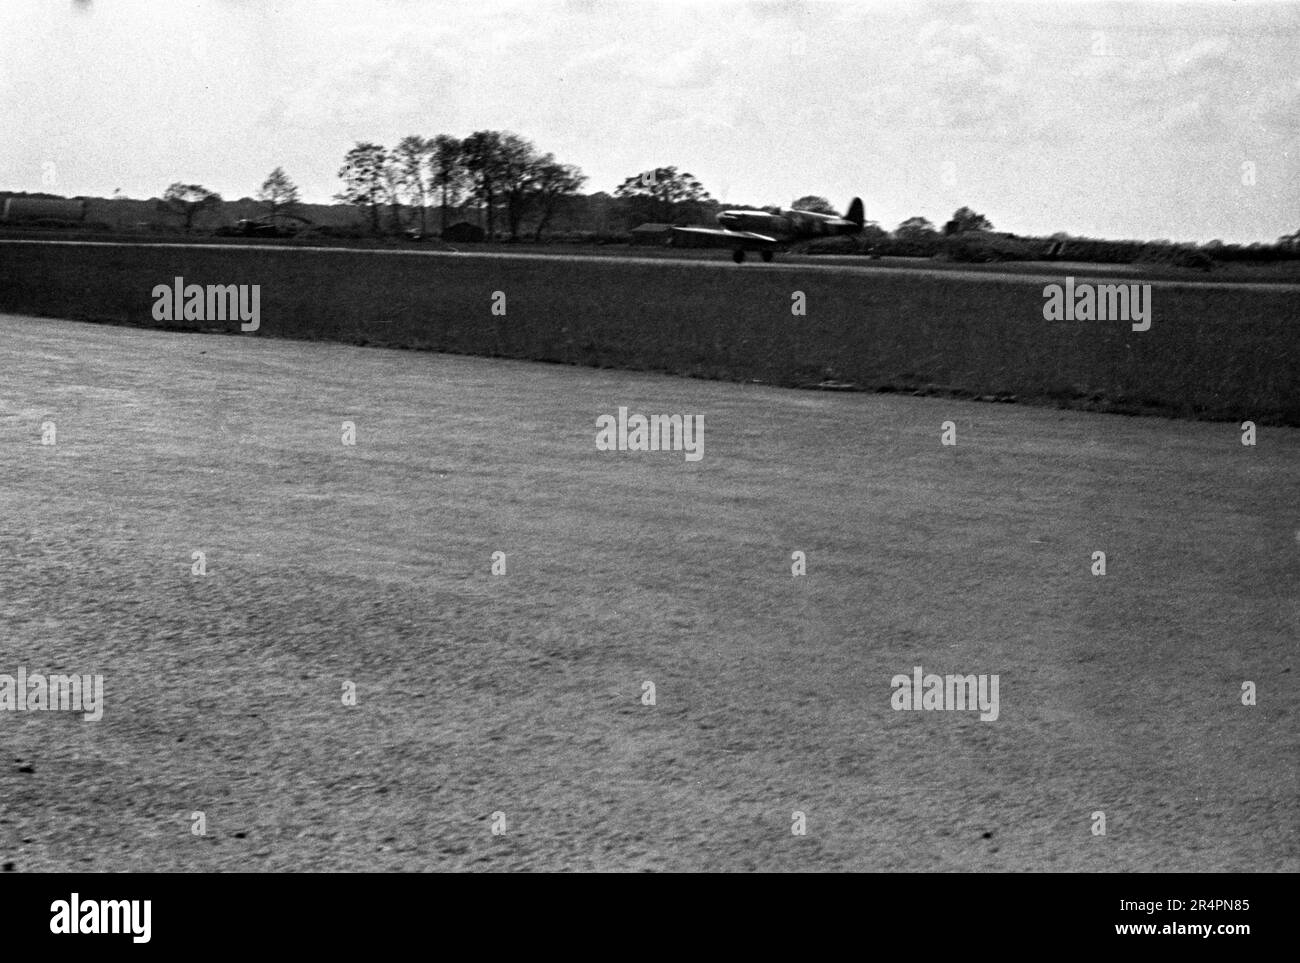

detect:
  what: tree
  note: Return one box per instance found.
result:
[380,152,405,233]
[496,132,543,241]
[460,130,507,237]
[393,136,433,234]
[335,142,390,234]
[585,191,616,235]
[860,222,890,248]
[791,195,837,215]
[894,216,938,240]
[160,183,222,232]
[468,134,589,242]
[942,206,994,235]
[433,130,586,239]
[531,158,587,241]
[429,134,466,235]
[614,166,712,225]
[257,167,300,218]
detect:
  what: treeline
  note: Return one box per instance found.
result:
[0,152,743,241]
[5,160,1300,265]
[330,151,728,240]
[800,207,1300,267]
[334,132,586,240]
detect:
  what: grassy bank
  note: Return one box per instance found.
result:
[2,240,1296,423]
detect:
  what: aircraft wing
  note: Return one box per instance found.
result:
[670,226,780,248]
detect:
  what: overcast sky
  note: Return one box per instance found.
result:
[2,0,1296,242]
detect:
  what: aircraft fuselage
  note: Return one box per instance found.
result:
[716,208,860,241]
[669,197,864,262]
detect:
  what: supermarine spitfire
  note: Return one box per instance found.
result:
[671,197,865,263]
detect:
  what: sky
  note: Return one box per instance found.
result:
[1,0,1296,243]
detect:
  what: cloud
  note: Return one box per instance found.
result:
[913,20,1035,141]
[629,44,722,90]
[561,41,723,90]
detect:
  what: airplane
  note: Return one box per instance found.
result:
[670,197,865,263]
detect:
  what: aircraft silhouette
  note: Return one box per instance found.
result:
[671,197,864,263]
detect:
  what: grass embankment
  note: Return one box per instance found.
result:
[1,241,1296,423]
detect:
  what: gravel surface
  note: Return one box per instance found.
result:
[1,314,1295,871]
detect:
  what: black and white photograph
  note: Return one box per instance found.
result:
[0,0,1295,939]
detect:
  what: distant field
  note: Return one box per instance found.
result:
[0,239,1297,424]
[4,228,1300,283]
[2,313,1295,871]
[7,226,1300,279]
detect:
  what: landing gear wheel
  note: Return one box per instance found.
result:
[732,249,746,264]
[760,250,774,263]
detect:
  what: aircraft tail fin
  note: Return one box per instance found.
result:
[846,197,864,227]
